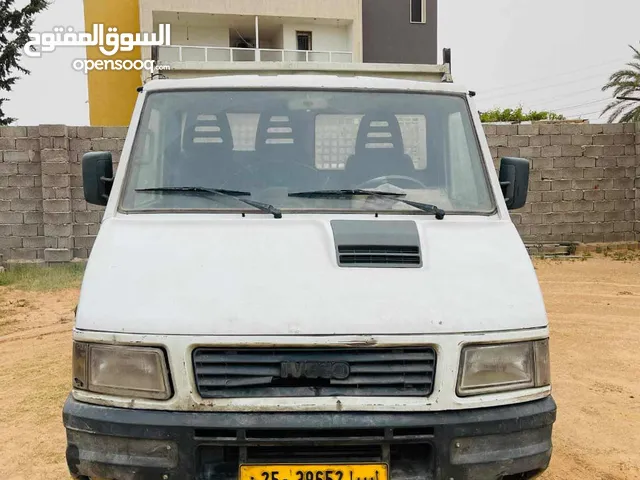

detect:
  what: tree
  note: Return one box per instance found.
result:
[601,44,640,123]
[479,107,565,123]
[0,0,50,125]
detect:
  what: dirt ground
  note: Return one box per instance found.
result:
[0,256,638,480]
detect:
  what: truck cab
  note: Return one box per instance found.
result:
[64,65,555,480]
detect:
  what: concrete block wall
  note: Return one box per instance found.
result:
[1,122,639,263]
[0,125,124,263]
[483,122,640,244]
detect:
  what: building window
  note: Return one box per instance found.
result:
[410,0,426,23]
[296,31,312,51]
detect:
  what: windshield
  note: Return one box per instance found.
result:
[120,89,495,215]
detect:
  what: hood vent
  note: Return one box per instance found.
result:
[338,245,421,266]
[331,220,422,268]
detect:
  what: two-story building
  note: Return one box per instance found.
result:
[83,0,438,125]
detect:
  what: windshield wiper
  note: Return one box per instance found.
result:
[136,186,282,218]
[288,189,445,220]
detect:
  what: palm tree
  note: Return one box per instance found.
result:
[600,44,640,123]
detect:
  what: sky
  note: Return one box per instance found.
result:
[5,0,640,125]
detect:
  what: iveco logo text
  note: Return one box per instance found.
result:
[280,361,350,380]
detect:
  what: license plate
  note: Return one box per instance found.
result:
[240,464,388,480]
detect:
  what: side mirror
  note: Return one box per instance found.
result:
[82,151,114,206]
[499,157,529,210]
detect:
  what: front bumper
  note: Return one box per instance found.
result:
[63,395,556,480]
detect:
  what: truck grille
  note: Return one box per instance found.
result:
[192,347,436,398]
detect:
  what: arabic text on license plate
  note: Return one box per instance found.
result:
[239,464,388,480]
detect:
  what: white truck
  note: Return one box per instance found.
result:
[64,58,555,480]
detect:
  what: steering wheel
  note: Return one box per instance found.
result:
[356,175,428,190]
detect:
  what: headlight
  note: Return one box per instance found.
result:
[457,339,550,396]
[72,342,172,400]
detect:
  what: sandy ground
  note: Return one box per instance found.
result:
[0,256,638,479]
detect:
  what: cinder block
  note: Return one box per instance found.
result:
[604,190,626,200]
[595,157,618,168]
[614,178,634,189]
[541,145,562,157]
[583,146,604,157]
[10,248,38,260]
[0,138,17,149]
[515,224,531,236]
[532,202,553,213]
[624,145,636,156]
[44,223,73,237]
[530,135,551,147]
[0,188,20,200]
[73,247,89,259]
[561,145,583,156]
[532,158,553,169]
[482,124,497,135]
[560,124,583,135]
[67,126,77,138]
[53,137,70,150]
[552,180,572,191]
[614,199,634,211]
[3,150,30,162]
[510,213,521,225]
[551,201,574,213]
[0,163,19,175]
[530,180,552,192]
[623,123,636,133]
[92,138,119,151]
[594,201,615,212]
[43,199,71,212]
[583,211,605,222]
[88,224,100,235]
[43,212,73,224]
[543,212,566,224]
[573,200,594,211]
[0,237,23,249]
[15,138,40,151]
[11,199,41,212]
[496,124,518,135]
[603,232,625,242]
[602,167,627,178]
[530,224,552,235]
[23,212,43,225]
[8,175,35,187]
[11,224,38,237]
[41,162,70,175]
[103,126,128,138]
[605,211,626,222]
[571,134,593,146]
[573,179,597,190]
[582,124,604,135]
[565,212,584,223]
[583,233,605,243]
[613,221,632,232]
[575,157,596,168]
[41,148,68,162]
[604,145,625,156]
[553,157,575,168]
[508,135,529,147]
[70,138,92,151]
[497,147,520,157]
[593,134,614,146]
[0,126,28,137]
[74,211,101,223]
[77,126,103,139]
[518,124,539,135]
[74,236,96,248]
[57,236,74,249]
[616,155,637,168]
[19,187,42,199]
[602,124,625,134]
[23,237,46,248]
[487,135,508,147]
[44,248,72,262]
[542,191,563,202]
[519,146,541,158]
[39,125,67,137]
[562,190,583,201]
[73,224,89,236]
[17,163,41,175]
[573,223,594,234]
[583,168,604,179]
[42,175,70,188]
[0,212,23,224]
[539,123,562,135]
[550,135,572,146]
[551,223,573,235]
[583,190,604,201]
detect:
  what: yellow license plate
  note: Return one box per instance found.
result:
[240,464,388,480]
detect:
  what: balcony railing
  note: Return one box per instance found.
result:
[156,46,353,64]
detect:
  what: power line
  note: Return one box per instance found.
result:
[479,57,630,96]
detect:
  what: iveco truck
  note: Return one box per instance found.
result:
[63,59,555,480]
